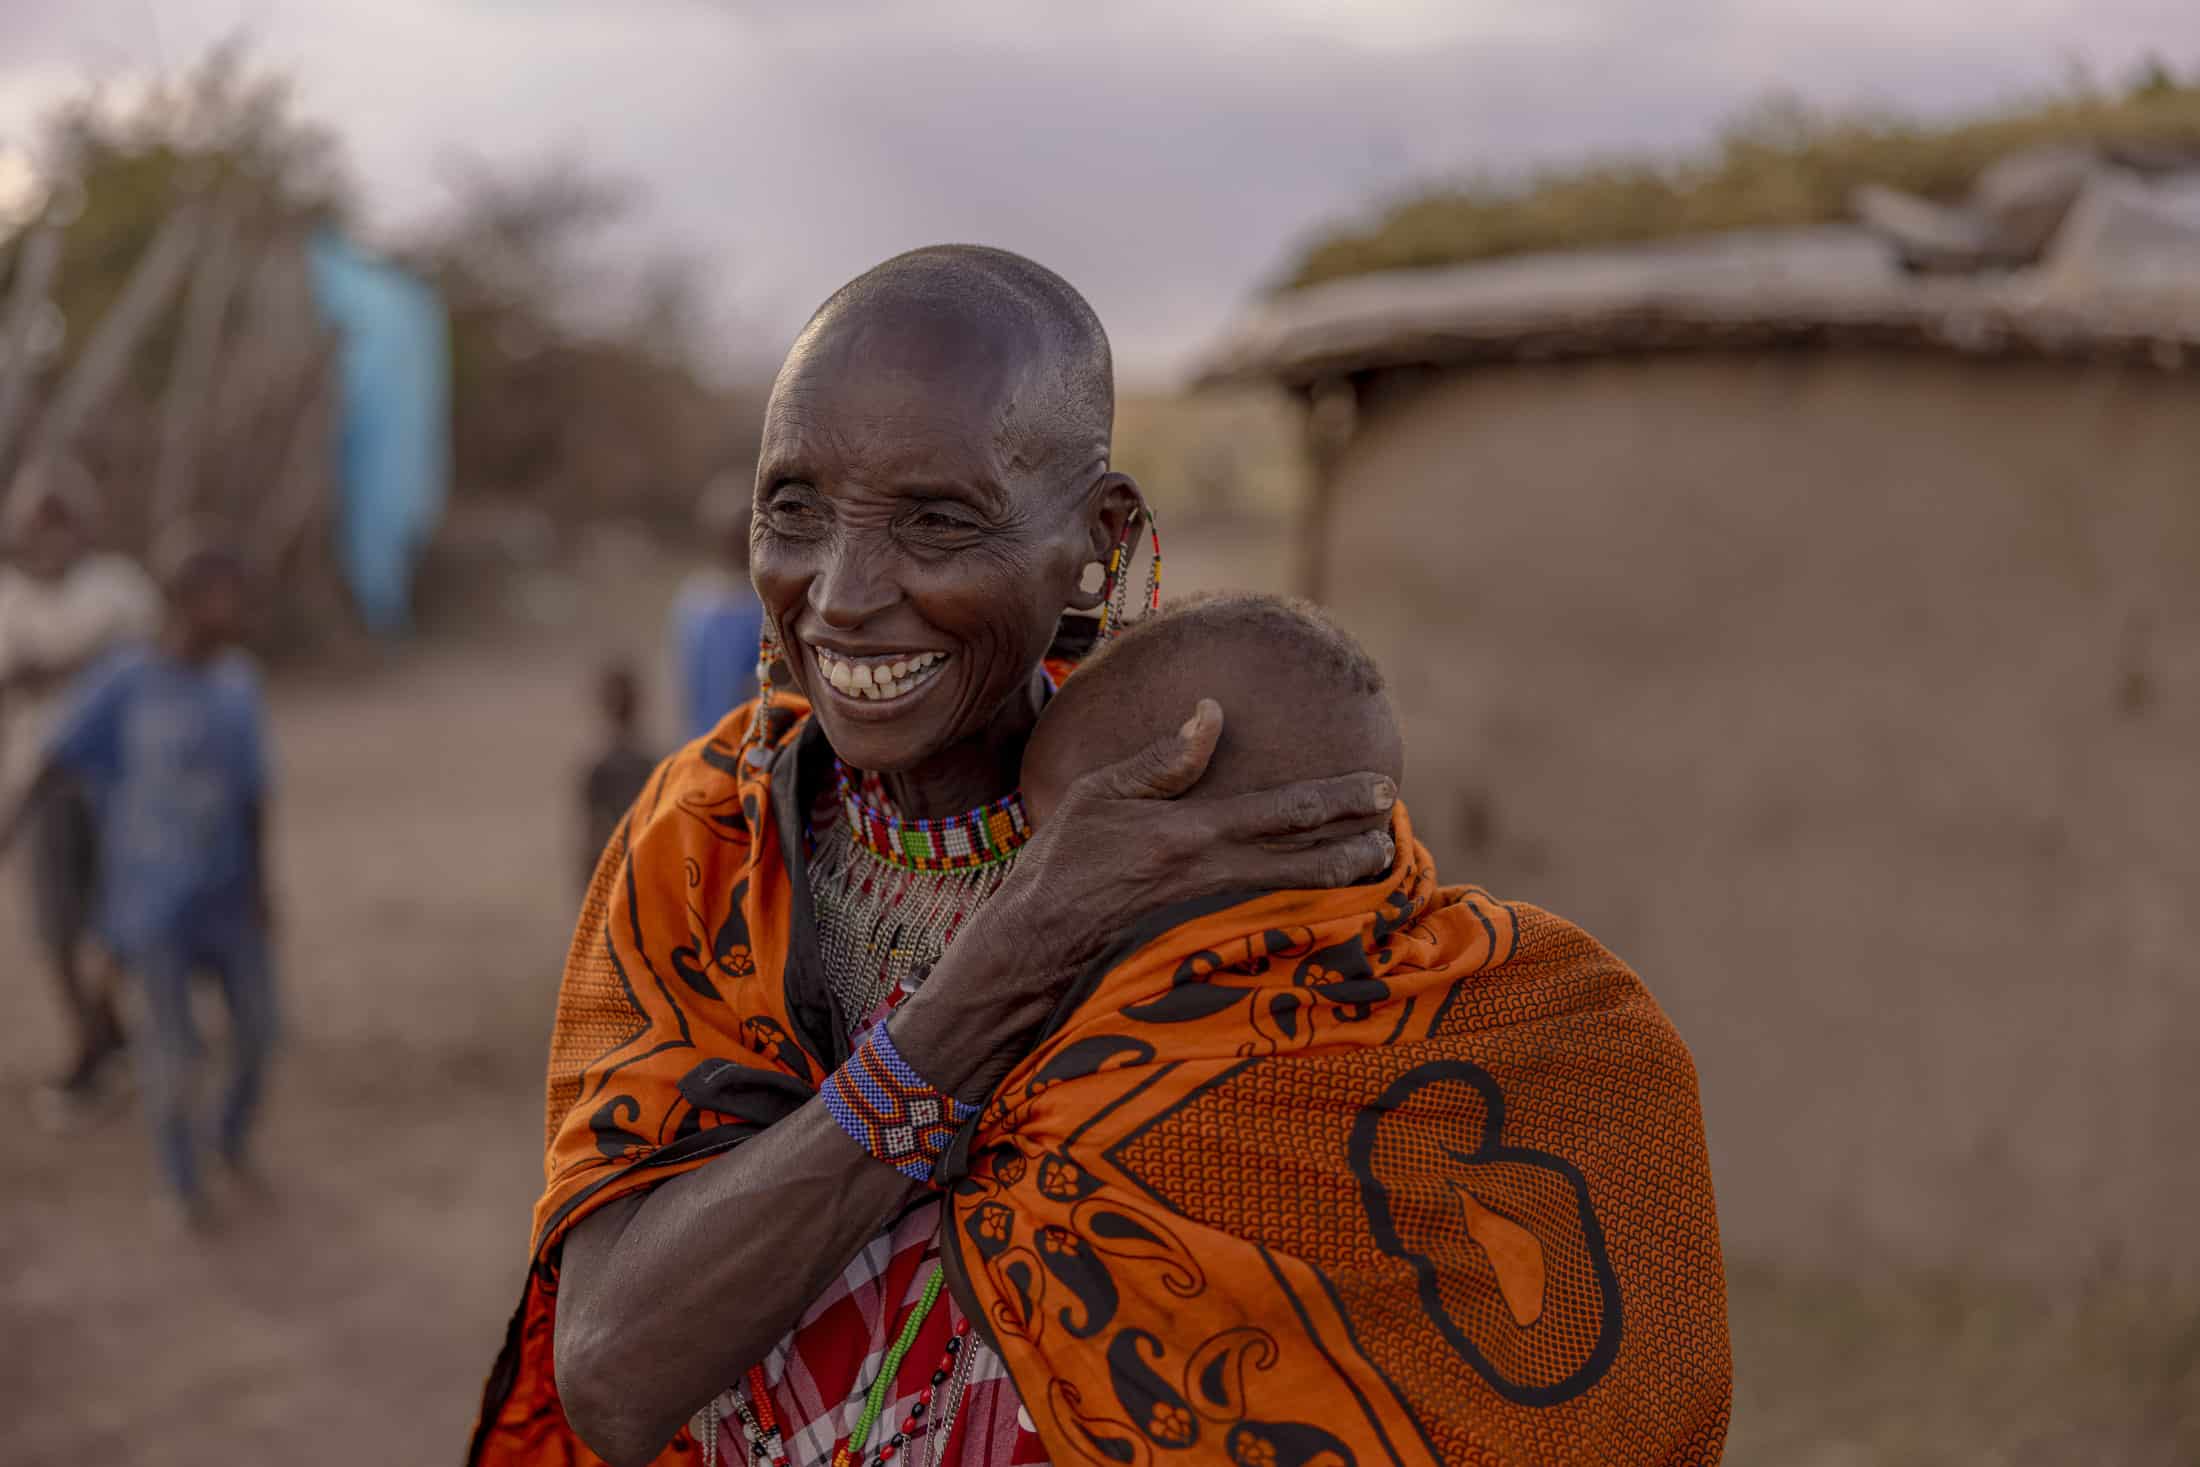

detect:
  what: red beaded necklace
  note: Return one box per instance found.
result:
[732,1312,977,1467]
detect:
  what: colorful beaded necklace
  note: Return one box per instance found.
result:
[724,1367,787,1466]
[715,1266,974,1467]
[835,763,1034,872]
[812,765,1036,1030]
[829,1266,973,1467]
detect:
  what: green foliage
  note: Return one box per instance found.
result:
[1284,70,2200,290]
[2,45,348,373]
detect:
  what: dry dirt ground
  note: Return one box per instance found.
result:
[1,524,2191,1465]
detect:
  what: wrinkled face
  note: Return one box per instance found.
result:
[749,307,1095,774]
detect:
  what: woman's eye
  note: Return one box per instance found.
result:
[765,491,824,528]
[911,508,979,534]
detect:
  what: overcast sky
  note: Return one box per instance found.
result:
[4,0,2198,380]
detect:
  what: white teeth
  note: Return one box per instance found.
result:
[817,650,945,701]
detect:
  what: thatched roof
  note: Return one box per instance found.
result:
[1194,207,2200,390]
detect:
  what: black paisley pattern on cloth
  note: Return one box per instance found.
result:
[942,803,1730,1465]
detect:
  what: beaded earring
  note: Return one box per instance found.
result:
[1094,499,1163,642]
[744,610,795,770]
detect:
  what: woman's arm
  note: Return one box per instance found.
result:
[553,887,1087,1467]
[555,1102,919,1467]
[554,702,1396,1466]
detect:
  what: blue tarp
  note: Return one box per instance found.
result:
[307,230,450,635]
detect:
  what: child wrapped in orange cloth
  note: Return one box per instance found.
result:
[938,593,1731,1465]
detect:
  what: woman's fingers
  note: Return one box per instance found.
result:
[1082,699,1223,802]
[1207,771,1397,841]
[1227,828,1397,892]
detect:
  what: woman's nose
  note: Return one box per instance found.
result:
[809,541,899,628]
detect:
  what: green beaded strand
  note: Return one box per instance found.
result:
[838,1267,945,1466]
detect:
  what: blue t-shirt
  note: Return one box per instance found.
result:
[48,647,270,953]
[672,572,764,742]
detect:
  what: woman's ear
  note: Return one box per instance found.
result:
[1067,472,1143,610]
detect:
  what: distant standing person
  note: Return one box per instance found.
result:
[1,532,277,1229]
[670,475,763,742]
[0,457,160,1101]
[578,658,659,887]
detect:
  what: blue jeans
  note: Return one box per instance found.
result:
[129,921,279,1202]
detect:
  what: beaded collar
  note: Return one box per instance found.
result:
[834,761,1034,872]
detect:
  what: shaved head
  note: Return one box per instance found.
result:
[752,246,1141,787]
[796,244,1115,482]
[1022,592,1404,824]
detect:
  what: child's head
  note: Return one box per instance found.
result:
[154,528,250,656]
[5,455,99,580]
[598,659,643,735]
[1021,592,1403,827]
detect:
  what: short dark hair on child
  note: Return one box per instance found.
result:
[1080,590,1387,697]
[1021,590,1402,817]
[152,522,247,599]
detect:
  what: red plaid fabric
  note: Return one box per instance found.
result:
[707,797,1048,1465]
[708,1199,1049,1467]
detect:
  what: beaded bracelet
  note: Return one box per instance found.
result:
[821,1020,976,1186]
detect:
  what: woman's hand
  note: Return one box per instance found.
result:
[1008,696,1393,959]
[892,699,1395,1099]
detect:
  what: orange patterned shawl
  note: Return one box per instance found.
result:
[937,819,1731,1466]
[470,700,1729,1466]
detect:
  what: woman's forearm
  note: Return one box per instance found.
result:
[889,884,1081,1102]
[555,897,1079,1466]
[555,1102,918,1467]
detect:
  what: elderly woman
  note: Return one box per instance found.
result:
[468,247,1398,1467]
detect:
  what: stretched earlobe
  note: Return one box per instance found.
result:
[1087,473,1143,561]
[1092,495,1162,643]
[1067,560,1108,610]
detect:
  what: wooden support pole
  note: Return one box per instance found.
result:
[0,218,66,480]
[15,199,206,507]
[212,237,316,515]
[249,340,337,576]
[1294,375,1357,605]
[151,196,243,531]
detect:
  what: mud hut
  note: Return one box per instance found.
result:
[1195,212,2200,1288]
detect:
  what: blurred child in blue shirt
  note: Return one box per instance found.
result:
[4,534,275,1225]
[669,476,762,742]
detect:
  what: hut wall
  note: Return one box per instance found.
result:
[1323,351,2200,1285]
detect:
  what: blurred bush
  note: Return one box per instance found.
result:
[0,45,756,546]
[402,155,759,528]
[1286,59,2200,288]
[8,46,350,370]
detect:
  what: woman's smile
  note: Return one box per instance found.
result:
[806,643,953,714]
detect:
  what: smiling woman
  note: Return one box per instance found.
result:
[748,246,1125,805]
[467,246,1399,1467]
